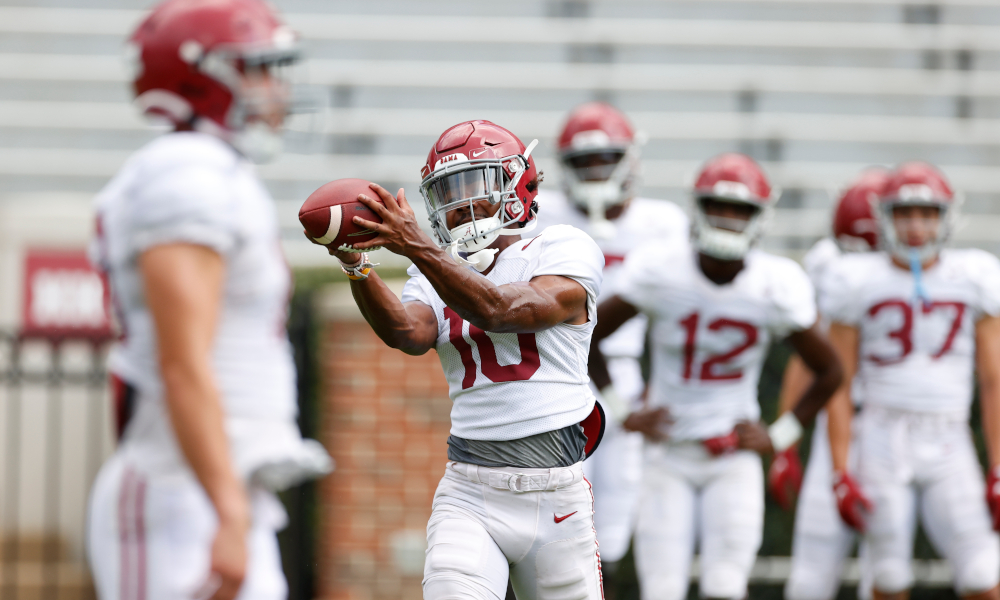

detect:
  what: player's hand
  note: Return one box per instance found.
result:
[734,420,775,455]
[768,446,804,510]
[986,466,1000,531]
[833,471,872,532]
[350,184,433,256]
[197,509,250,600]
[622,406,672,442]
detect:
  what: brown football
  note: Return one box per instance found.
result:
[299,179,384,250]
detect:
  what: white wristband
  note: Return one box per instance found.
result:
[768,412,803,453]
[599,385,630,424]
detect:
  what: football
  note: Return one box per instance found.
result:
[299,178,384,251]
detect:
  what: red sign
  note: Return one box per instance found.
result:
[22,249,113,340]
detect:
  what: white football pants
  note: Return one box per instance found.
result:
[634,443,764,600]
[583,356,645,564]
[786,410,873,600]
[857,406,1000,595]
[87,452,288,600]
[423,461,604,600]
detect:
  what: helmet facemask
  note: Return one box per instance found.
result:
[178,31,306,163]
[691,196,773,260]
[560,141,640,240]
[875,197,957,264]
[420,145,537,271]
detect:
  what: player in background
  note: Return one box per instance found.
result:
[86,1,332,599]
[534,102,688,593]
[822,162,1000,600]
[320,120,606,599]
[589,153,843,600]
[774,168,889,600]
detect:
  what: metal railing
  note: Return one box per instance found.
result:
[0,332,112,600]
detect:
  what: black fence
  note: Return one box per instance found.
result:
[0,333,111,600]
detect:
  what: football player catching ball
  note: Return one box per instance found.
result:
[589,153,843,600]
[533,102,688,594]
[821,163,1000,600]
[87,1,331,599]
[322,120,607,599]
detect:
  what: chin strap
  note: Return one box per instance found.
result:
[448,242,498,273]
[908,248,930,309]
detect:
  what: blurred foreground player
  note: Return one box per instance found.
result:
[821,163,1000,600]
[590,153,843,600]
[87,2,331,599]
[776,168,888,600]
[534,102,688,588]
[322,120,606,599]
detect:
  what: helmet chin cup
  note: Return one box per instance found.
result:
[449,216,503,253]
[693,226,752,260]
[691,200,771,261]
[230,121,284,164]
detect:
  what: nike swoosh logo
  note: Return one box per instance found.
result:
[471,148,488,157]
[554,512,577,524]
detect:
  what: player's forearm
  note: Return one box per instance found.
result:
[350,271,430,354]
[981,383,1000,469]
[161,361,249,528]
[789,359,842,426]
[409,245,556,333]
[778,355,813,416]
[588,341,613,390]
[826,387,853,472]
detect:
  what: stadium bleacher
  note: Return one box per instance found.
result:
[2,0,1000,269]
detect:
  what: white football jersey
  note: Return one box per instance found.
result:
[805,237,870,407]
[401,224,604,441]
[803,237,842,293]
[820,249,1000,416]
[91,132,301,476]
[616,243,817,440]
[534,190,689,360]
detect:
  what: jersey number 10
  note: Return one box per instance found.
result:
[444,307,541,389]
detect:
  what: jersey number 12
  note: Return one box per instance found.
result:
[679,312,759,381]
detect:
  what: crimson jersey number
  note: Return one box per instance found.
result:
[443,307,541,389]
[866,300,965,365]
[679,312,759,381]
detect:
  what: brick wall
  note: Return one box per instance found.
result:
[317,283,451,600]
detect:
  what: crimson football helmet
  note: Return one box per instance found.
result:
[832,168,888,252]
[557,102,641,236]
[876,162,959,263]
[127,0,300,162]
[419,120,540,272]
[690,153,775,260]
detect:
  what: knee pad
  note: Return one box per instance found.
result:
[872,558,912,595]
[699,562,749,600]
[423,575,499,600]
[785,568,838,600]
[954,553,1000,596]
